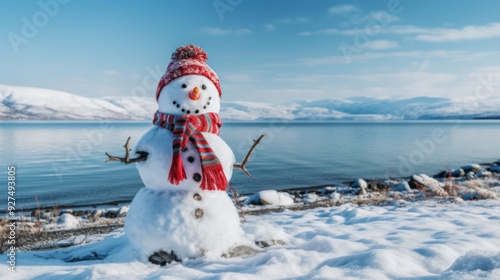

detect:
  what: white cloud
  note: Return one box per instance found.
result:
[201,27,231,36]
[328,5,359,15]
[362,11,401,23]
[364,40,399,50]
[344,23,500,42]
[275,17,310,24]
[201,27,252,36]
[235,28,252,35]
[101,70,120,77]
[308,23,500,42]
[300,50,496,66]
[413,23,500,42]
[265,17,309,32]
[264,24,276,31]
[299,28,340,36]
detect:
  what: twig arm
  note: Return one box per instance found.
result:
[234,134,266,178]
[105,137,148,164]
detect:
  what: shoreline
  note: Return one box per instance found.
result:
[2,159,499,253]
[6,160,498,214]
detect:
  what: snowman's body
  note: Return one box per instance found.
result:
[125,127,244,259]
[124,61,248,260]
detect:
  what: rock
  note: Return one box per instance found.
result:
[489,165,500,173]
[410,174,444,189]
[57,213,80,229]
[351,179,367,189]
[461,164,482,173]
[118,206,129,217]
[91,209,103,218]
[328,192,340,200]
[477,170,492,177]
[255,239,286,248]
[73,210,91,217]
[446,169,465,178]
[223,245,261,258]
[302,193,319,204]
[244,190,294,206]
[434,171,447,178]
[31,210,41,219]
[391,181,412,192]
[104,208,119,218]
[466,171,477,180]
[42,211,52,220]
[351,179,368,195]
[321,186,335,195]
[60,209,73,215]
[148,250,181,266]
[462,192,479,201]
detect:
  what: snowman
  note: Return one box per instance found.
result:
[105,45,265,264]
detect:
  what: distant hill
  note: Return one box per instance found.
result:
[1,85,499,121]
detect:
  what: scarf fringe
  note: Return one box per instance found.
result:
[200,166,228,191]
[168,154,187,185]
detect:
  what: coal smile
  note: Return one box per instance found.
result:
[172,97,212,115]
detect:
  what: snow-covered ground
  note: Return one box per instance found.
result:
[2,85,500,120]
[3,198,500,280]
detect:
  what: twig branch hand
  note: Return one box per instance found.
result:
[105,137,148,164]
[233,134,267,178]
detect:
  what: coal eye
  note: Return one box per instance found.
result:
[182,84,187,88]
[201,85,207,90]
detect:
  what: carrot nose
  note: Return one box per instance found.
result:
[189,87,200,100]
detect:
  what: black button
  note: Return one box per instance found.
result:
[193,173,201,182]
[188,156,195,163]
[195,208,203,219]
[173,101,176,104]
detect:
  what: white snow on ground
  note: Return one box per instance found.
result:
[2,198,500,280]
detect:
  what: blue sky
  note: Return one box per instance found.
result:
[1,0,500,103]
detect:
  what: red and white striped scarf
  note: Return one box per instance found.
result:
[153,111,227,191]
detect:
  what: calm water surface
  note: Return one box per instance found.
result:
[1,120,499,210]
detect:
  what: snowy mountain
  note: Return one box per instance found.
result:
[1,85,500,121]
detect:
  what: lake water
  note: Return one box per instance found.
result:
[1,120,499,211]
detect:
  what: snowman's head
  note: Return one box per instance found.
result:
[155,45,222,116]
[158,75,220,115]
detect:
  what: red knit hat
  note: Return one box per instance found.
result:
[156,45,221,101]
